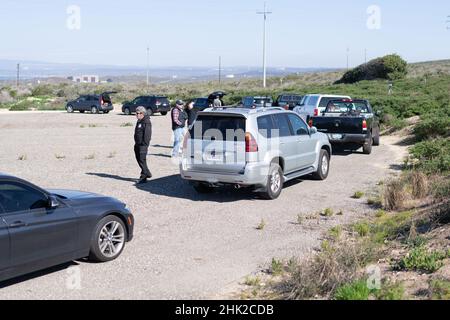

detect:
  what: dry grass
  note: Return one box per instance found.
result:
[384,178,408,211]
[408,171,429,199]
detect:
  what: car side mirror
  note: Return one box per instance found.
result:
[309,127,318,135]
[48,196,59,209]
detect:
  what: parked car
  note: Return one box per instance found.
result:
[274,94,304,110]
[180,107,332,200]
[66,92,116,114]
[293,94,351,121]
[193,97,212,111]
[240,96,274,108]
[122,95,170,116]
[310,99,380,154]
[0,173,134,282]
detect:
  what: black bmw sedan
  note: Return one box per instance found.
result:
[0,173,134,282]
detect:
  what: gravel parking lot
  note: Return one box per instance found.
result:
[0,110,406,299]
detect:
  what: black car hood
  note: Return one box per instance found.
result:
[47,189,105,200]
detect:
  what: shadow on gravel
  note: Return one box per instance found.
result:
[0,262,78,288]
[149,153,172,158]
[152,144,173,149]
[86,172,308,202]
[86,172,136,183]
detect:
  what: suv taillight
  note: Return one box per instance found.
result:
[182,131,190,154]
[362,119,368,131]
[308,119,313,127]
[314,108,319,116]
[100,97,104,105]
[245,133,258,153]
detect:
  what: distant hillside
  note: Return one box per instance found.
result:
[408,59,450,77]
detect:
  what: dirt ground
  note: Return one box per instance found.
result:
[0,110,407,299]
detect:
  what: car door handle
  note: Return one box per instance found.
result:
[9,221,27,228]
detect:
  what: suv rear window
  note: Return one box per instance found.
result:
[304,96,319,106]
[190,115,246,141]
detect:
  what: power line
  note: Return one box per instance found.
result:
[146,46,150,90]
[218,56,222,85]
[257,2,272,88]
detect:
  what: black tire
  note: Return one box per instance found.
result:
[66,105,74,113]
[193,182,214,194]
[363,134,373,155]
[123,107,131,116]
[312,149,330,180]
[89,215,127,263]
[146,108,154,116]
[104,110,110,114]
[373,128,380,146]
[91,106,98,114]
[260,163,283,200]
[79,110,85,113]
[161,111,168,116]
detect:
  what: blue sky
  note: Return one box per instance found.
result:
[0,0,449,68]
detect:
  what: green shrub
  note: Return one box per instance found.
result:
[336,54,407,84]
[429,280,450,300]
[375,282,404,300]
[352,191,365,199]
[394,246,449,273]
[353,222,370,237]
[410,139,450,173]
[334,279,372,300]
[414,115,450,140]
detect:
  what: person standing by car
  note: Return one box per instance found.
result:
[213,96,222,108]
[186,100,197,129]
[134,106,152,184]
[171,100,188,158]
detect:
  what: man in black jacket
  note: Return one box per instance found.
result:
[134,106,152,184]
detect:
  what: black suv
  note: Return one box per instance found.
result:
[193,97,212,111]
[274,94,304,110]
[66,92,116,114]
[122,95,170,116]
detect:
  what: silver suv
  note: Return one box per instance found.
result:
[180,107,332,199]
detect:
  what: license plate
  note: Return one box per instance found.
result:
[329,134,343,140]
[205,153,223,162]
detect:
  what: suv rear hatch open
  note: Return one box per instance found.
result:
[184,113,247,175]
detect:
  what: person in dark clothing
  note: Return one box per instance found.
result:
[171,100,188,158]
[186,100,197,128]
[134,106,152,184]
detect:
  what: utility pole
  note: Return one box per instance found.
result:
[146,46,150,91]
[346,47,350,70]
[16,63,20,87]
[218,56,222,85]
[365,48,367,64]
[257,2,272,88]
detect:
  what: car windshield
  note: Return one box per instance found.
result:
[326,101,370,113]
[304,96,319,106]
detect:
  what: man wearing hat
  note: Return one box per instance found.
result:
[134,106,152,184]
[171,100,188,158]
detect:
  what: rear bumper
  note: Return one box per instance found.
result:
[100,105,114,112]
[327,133,370,144]
[180,162,269,187]
[155,105,170,113]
